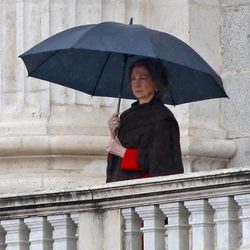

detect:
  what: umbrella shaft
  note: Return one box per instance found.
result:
[117,97,121,112]
[117,54,128,112]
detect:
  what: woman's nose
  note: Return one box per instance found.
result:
[131,79,140,86]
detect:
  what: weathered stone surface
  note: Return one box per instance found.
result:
[222,72,250,138]
[0,168,249,215]
[220,0,250,168]
[79,209,122,250]
[221,1,250,72]
[147,0,189,41]
[190,0,221,71]
[0,0,249,194]
[228,137,250,168]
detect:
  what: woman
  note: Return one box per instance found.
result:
[106,58,183,182]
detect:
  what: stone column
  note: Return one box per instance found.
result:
[24,217,53,250]
[1,0,21,115]
[135,205,165,250]
[121,208,142,250]
[234,194,250,250]
[160,202,189,250]
[47,214,77,250]
[185,200,214,250]
[209,197,239,250]
[1,219,30,250]
[0,0,109,195]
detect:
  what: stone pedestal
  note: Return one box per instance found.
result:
[79,209,122,250]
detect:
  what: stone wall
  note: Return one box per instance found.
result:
[0,0,248,194]
[220,0,250,168]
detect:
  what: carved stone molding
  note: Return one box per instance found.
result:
[181,136,237,172]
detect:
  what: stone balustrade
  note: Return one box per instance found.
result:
[0,168,249,250]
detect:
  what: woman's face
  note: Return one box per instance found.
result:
[130,66,157,104]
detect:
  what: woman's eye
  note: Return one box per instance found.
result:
[130,76,149,82]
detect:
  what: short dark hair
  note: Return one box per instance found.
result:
[128,58,169,99]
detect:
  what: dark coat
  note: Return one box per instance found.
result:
[106,98,183,182]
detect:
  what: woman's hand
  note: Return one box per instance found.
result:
[108,112,120,138]
[107,136,126,158]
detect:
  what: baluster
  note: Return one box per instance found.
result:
[70,213,79,250]
[234,194,250,249]
[0,225,6,250]
[160,202,189,250]
[185,200,214,250]
[48,214,77,250]
[1,219,30,250]
[209,197,239,250]
[24,217,53,250]
[135,205,165,250]
[121,208,142,250]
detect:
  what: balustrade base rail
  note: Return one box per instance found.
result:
[0,168,249,250]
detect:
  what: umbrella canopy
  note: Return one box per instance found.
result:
[20,21,227,110]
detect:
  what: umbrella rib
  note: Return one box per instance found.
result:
[91,52,112,96]
[23,50,60,77]
[117,54,129,112]
[145,27,221,77]
[169,89,176,106]
[145,27,158,58]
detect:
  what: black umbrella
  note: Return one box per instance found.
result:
[20,20,227,111]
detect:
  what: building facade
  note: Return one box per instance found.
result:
[0,0,249,249]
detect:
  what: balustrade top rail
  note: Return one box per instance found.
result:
[0,168,249,219]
